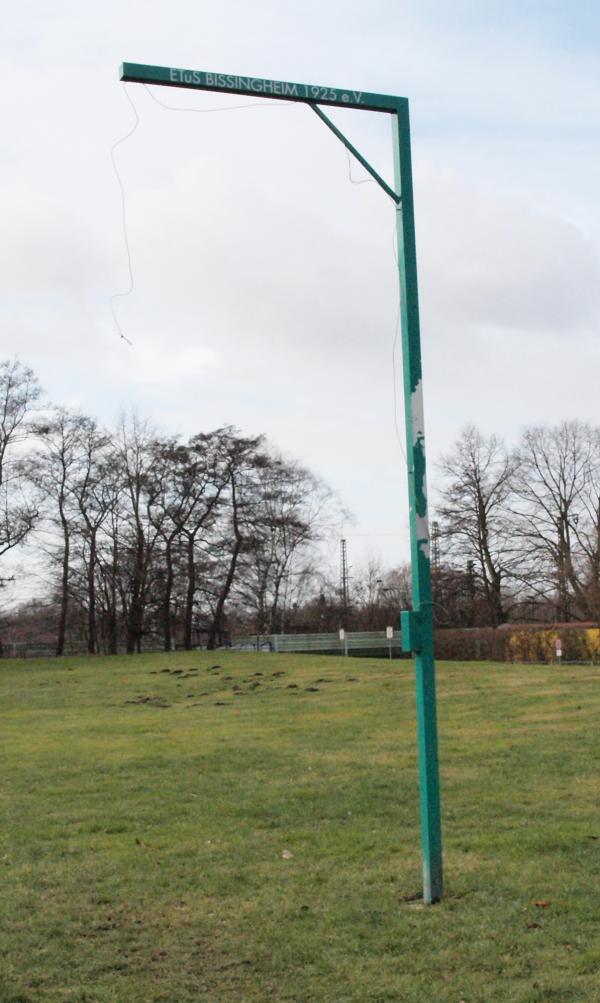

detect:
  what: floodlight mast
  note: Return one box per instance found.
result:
[119,62,443,905]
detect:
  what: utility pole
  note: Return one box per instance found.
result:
[340,538,350,624]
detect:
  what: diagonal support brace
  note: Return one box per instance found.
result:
[309,103,401,205]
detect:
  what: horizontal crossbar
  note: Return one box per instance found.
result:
[120,63,407,114]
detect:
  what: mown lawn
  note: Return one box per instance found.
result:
[2,651,600,1002]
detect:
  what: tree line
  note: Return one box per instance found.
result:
[434,422,600,628]
[0,360,338,654]
[3,359,598,652]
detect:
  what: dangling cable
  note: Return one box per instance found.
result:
[109,86,139,345]
[108,85,295,345]
[389,208,407,462]
[142,83,291,114]
[391,297,407,463]
[346,149,377,188]
[343,149,404,461]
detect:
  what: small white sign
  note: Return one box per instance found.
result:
[386,626,394,640]
[339,628,345,641]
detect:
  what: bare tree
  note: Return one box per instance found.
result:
[147,431,229,651]
[205,431,268,649]
[376,562,413,626]
[115,414,162,654]
[571,426,600,620]
[68,421,117,654]
[437,425,519,626]
[0,360,42,577]
[95,490,124,655]
[235,455,335,634]
[513,421,600,621]
[28,410,88,655]
[347,557,387,630]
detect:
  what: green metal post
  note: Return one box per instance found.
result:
[392,102,443,904]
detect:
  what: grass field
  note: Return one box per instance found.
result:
[2,651,600,1002]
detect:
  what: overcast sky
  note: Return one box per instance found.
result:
[3,0,600,572]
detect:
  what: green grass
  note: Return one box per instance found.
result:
[2,651,600,1002]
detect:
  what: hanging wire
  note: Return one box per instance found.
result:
[346,149,377,187]
[391,295,407,463]
[391,213,400,266]
[142,83,291,114]
[343,147,405,464]
[384,200,405,463]
[108,84,296,345]
[109,85,139,345]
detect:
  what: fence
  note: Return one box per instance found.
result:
[235,624,600,664]
[234,630,408,659]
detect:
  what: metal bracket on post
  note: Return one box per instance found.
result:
[400,610,423,653]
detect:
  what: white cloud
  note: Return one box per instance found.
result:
[115,342,220,387]
[416,165,600,337]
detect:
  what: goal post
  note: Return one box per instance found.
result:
[119,61,443,904]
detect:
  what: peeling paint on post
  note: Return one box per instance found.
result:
[392,104,443,904]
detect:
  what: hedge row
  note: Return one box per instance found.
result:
[434,626,600,663]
